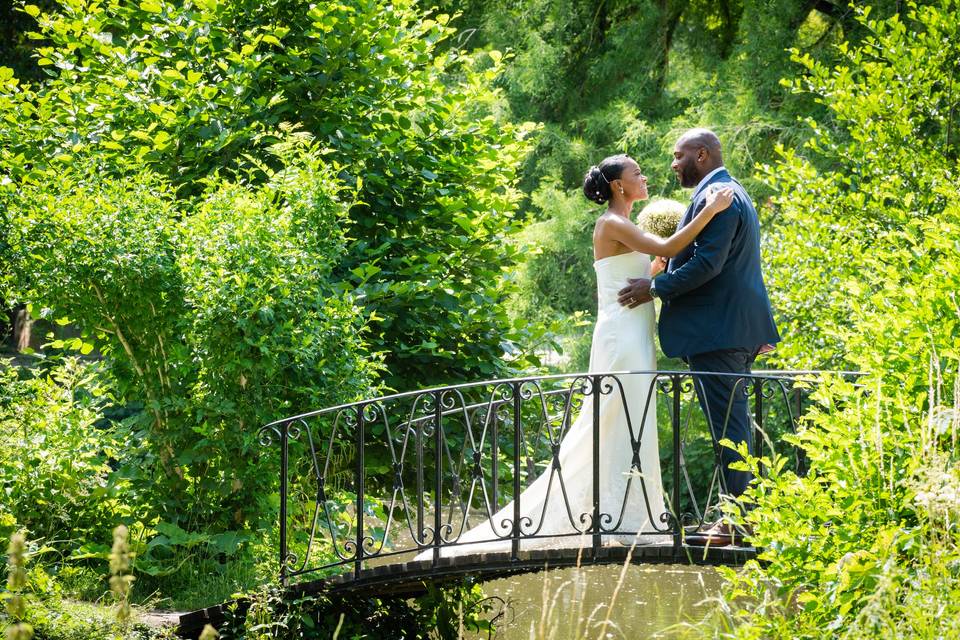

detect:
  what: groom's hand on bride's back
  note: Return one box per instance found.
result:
[618,278,653,308]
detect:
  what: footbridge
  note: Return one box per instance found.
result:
[178,369,855,636]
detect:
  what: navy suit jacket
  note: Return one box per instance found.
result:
[655,169,780,358]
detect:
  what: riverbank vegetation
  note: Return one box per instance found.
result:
[2,0,959,637]
[700,2,960,637]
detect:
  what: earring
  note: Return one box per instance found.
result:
[619,185,625,195]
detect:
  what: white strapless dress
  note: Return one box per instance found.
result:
[416,252,667,557]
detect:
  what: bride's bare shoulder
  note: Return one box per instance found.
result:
[594,210,625,232]
[594,213,634,260]
[593,211,610,234]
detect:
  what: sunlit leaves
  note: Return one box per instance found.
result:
[716,3,960,634]
[764,0,960,386]
[4,150,381,531]
[0,0,536,390]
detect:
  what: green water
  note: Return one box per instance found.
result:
[474,564,722,639]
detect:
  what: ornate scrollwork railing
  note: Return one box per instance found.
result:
[256,370,859,584]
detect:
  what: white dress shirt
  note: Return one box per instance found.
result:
[691,165,727,200]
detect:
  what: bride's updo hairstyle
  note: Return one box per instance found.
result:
[583,154,630,205]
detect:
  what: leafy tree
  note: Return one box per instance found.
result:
[434,0,904,356]
[763,0,960,390]
[434,0,906,197]
[5,150,380,530]
[0,0,536,390]
[509,182,598,370]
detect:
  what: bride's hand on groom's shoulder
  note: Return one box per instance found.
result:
[704,186,734,214]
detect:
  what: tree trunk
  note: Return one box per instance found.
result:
[717,0,740,59]
[651,0,687,97]
[13,307,31,352]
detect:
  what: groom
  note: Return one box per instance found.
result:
[617,128,780,545]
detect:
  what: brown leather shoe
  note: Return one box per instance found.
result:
[684,521,735,547]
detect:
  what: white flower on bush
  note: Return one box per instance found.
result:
[913,462,960,518]
[929,405,957,436]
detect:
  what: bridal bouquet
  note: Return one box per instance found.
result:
[638,199,685,238]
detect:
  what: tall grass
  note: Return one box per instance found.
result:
[688,358,960,638]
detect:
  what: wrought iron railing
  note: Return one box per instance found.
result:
[258,370,855,585]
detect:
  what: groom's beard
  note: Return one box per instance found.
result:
[677,166,698,189]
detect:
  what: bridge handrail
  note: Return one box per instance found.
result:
[262,369,865,429]
[259,369,864,586]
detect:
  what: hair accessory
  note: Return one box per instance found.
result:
[593,166,611,185]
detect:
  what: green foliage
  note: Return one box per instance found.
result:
[436,0,908,202]
[0,0,536,389]
[20,597,173,640]
[217,578,497,639]
[4,150,379,532]
[708,371,960,638]
[0,358,124,548]
[0,0,542,607]
[0,355,270,609]
[462,0,901,361]
[509,182,598,370]
[695,2,960,637]
[1,532,173,640]
[4,170,183,399]
[169,153,379,528]
[513,183,599,321]
[763,0,960,388]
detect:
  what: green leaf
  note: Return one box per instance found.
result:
[68,543,111,560]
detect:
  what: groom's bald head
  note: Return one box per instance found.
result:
[679,129,723,161]
[672,128,724,188]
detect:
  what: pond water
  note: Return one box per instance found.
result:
[472,564,723,639]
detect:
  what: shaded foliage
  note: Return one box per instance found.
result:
[217,579,497,639]
[435,0,906,199]
[433,0,904,361]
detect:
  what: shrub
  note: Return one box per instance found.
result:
[711,369,960,638]
[0,0,536,389]
[4,150,379,532]
[699,2,960,636]
[0,358,123,549]
[762,0,960,386]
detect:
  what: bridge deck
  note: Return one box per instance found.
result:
[176,543,756,637]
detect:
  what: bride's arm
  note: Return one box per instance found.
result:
[605,187,734,258]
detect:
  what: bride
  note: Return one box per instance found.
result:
[417,154,732,558]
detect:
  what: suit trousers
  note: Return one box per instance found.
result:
[686,347,758,499]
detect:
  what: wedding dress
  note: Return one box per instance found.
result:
[416,251,667,558]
